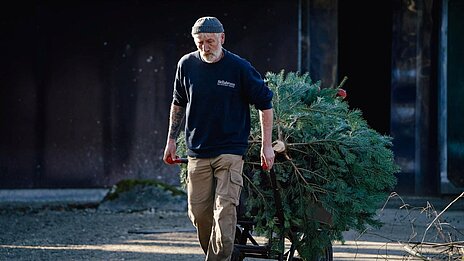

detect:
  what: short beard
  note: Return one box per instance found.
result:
[201,49,222,63]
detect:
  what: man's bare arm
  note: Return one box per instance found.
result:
[260,108,275,169]
[168,104,186,140]
[164,104,185,164]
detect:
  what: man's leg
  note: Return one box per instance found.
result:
[206,154,244,261]
[187,157,215,254]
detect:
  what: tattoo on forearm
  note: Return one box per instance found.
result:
[169,106,185,139]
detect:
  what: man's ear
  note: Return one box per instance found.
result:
[221,33,225,44]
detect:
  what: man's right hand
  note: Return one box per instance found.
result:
[163,139,177,165]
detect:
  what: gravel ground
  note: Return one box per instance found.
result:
[0,206,203,261]
[1,193,463,261]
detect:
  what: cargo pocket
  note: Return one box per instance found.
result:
[229,168,243,206]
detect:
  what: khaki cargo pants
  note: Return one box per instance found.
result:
[187,154,244,261]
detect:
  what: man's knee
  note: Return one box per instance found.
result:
[189,202,213,224]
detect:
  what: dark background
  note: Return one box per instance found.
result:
[0,1,299,188]
[2,0,457,196]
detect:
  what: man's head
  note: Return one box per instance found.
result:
[191,16,225,63]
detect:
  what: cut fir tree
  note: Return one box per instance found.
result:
[242,70,400,260]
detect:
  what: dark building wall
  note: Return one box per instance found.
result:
[338,1,393,136]
[390,0,439,195]
[2,1,457,195]
[0,1,298,188]
[336,0,444,195]
[443,0,464,192]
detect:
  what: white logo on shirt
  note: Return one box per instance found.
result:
[217,80,236,88]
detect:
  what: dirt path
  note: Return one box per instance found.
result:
[0,207,203,261]
[1,206,463,260]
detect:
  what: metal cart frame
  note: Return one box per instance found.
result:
[232,168,333,261]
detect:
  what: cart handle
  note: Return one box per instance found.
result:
[166,156,188,164]
[268,168,285,225]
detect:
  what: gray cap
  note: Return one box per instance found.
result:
[191,16,224,34]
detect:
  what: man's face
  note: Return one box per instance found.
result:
[193,33,224,63]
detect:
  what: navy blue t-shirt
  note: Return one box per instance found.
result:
[172,49,273,158]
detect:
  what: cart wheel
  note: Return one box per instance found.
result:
[312,243,333,261]
[231,246,244,261]
[290,243,333,261]
[234,226,242,243]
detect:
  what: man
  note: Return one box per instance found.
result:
[163,16,275,261]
